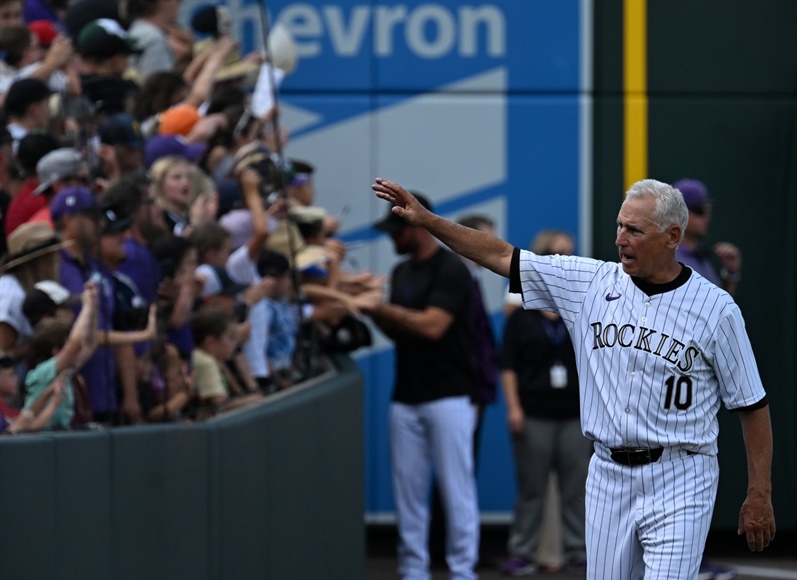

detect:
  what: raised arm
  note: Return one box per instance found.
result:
[72,281,99,370]
[55,281,98,373]
[372,178,514,278]
[736,405,776,551]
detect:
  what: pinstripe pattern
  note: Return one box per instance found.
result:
[516,250,765,578]
[390,397,479,580]
[586,451,718,579]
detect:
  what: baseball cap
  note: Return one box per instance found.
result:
[50,186,100,221]
[28,20,58,48]
[289,205,327,225]
[158,104,201,137]
[144,135,206,168]
[33,148,88,195]
[77,18,142,59]
[3,78,52,118]
[1,222,70,272]
[295,245,328,273]
[100,206,132,235]
[22,280,81,326]
[673,179,713,210]
[98,113,145,148]
[373,192,433,233]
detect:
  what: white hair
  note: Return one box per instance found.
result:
[625,179,688,241]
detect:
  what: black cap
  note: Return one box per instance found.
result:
[373,191,432,233]
[257,250,290,278]
[3,78,52,118]
[101,206,133,235]
[98,113,144,148]
[77,19,142,59]
[22,281,80,327]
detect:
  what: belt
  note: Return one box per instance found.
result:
[610,448,663,466]
[609,447,697,466]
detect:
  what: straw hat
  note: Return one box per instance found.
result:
[193,38,259,83]
[1,223,72,272]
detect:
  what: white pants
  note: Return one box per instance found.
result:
[390,397,479,580]
[586,445,719,579]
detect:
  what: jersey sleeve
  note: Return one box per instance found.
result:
[711,304,767,410]
[514,249,604,324]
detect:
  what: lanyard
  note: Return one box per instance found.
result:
[541,315,567,348]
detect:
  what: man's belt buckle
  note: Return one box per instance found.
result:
[609,447,664,466]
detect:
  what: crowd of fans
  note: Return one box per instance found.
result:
[0,0,383,433]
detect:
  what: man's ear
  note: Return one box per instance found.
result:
[665,224,682,249]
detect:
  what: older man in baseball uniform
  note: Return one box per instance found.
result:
[371,177,775,580]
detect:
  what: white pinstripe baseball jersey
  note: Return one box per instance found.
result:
[512,249,766,455]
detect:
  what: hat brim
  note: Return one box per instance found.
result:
[32,179,55,196]
[215,60,259,82]
[56,294,82,307]
[373,211,409,233]
[184,142,206,161]
[104,139,145,150]
[102,217,133,235]
[1,239,74,272]
[295,246,329,271]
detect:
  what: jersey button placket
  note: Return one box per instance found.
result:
[639,299,651,325]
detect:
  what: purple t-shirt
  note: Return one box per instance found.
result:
[118,238,160,304]
[117,238,161,357]
[59,249,118,415]
[675,245,722,287]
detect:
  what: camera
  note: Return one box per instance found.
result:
[232,144,298,204]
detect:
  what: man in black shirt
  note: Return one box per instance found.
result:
[365,193,480,580]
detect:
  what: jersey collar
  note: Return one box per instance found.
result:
[630,264,692,296]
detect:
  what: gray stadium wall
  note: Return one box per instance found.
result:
[0,355,365,580]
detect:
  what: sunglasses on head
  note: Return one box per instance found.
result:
[689,203,712,216]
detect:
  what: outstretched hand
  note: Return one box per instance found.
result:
[371,178,431,227]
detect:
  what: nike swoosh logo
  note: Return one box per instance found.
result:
[605,294,622,301]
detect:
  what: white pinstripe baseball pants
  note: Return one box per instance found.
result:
[585,445,719,579]
[390,396,479,580]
